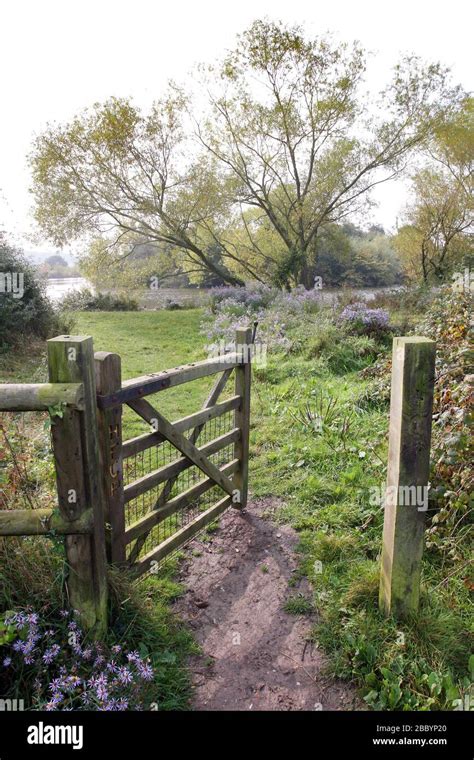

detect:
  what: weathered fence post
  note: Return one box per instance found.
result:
[48,336,108,635]
[234,327,252,509]
[379,336,436,618]
[95,352,126,565]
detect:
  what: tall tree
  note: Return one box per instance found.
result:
[394,98,473,283]
[30,21,462,289]
[394,169,472,282]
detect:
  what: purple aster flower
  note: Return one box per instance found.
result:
[117,666,133,685]
[96,684,109,701]
[43,644,61,664]
[137,662,154,681]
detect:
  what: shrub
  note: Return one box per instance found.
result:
[60,288,139,312]
[208,284,275,314]
[0,236,68,346]
[339,302,391,339]
[163,299,182,310]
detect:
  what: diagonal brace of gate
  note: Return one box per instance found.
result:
[128,398,236,497]
[126,368,235,564]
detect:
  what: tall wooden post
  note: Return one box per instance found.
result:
[48,336,108,636]
[379,336,436,618]
[95,352,126,565]
[234,328,252,509]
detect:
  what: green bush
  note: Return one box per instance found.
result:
[60,288,139,312]
[0,236,68,347]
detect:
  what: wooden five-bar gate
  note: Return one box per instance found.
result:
[0,328,252,635]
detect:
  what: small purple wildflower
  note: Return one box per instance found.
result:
[117,666,133,685]
[43,644,61,664]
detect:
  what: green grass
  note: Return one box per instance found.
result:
[250,340,473,711]
[283,594,314,615]
[75,310,218,438]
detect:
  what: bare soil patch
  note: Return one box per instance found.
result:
[174,497,362,711]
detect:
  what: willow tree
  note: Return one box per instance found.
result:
[199,21,462,287]
[30,20,462,289]
[30,92,246,286]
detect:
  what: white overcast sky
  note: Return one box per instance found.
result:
[0,0,472,255]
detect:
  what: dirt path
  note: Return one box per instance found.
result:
[174,498,362,711]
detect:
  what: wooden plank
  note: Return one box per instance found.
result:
[0,383,84,411]
[48,335,108,636]
[131,495,233,577]
[95,352,126,565]
[233,328,252,509]
[0,508,93,536]
[124,459,239,544]
[122,395,241,458]
[127,401,236,497]
[379,337,436,619]
[97,354,241,409]
[127,366,235,564]
[124,429,239,503]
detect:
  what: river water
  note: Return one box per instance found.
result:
[45,277,91,302]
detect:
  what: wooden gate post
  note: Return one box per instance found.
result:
[48,336,108,636]
[95,352,126,565]
[234,328,252,509]
[379,336,436,619]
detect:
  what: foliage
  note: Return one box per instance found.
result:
[0,235,70,347]
[60,288,139,312]
[339,302,391,339]
[394,170,472,283]
[29,20,463,289]
[37,254,80,279]
[416,288,473,558]
[315,227,403,287]
[394,97,474,284]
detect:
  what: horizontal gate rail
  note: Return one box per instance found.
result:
[131,495,233,578]
[0,508,94,536]
[122,395,241,458]
[124,458,239,544]
[97,353,242,410]
[124,428,240,503]
[0,382,84,411]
